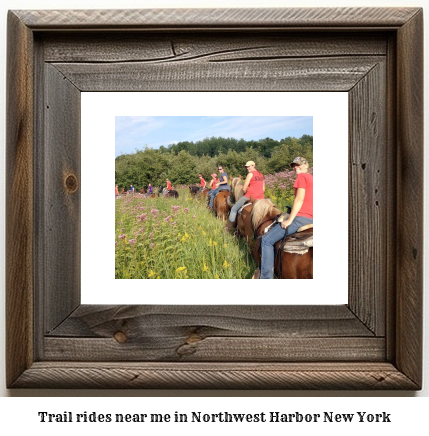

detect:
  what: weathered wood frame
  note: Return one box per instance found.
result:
[6,8,423,389]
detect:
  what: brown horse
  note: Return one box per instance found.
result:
[199,187,210,201]
[251,199,313,279]
[213,190,231,220]
[236,199,255,244]
[165,190,179,198]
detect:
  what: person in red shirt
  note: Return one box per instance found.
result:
[258,156,313,279]
[209,173,219,189]
[166,179,172,190]
[226,160,265,232]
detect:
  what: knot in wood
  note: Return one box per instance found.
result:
[114,331,128,343]
[65,174,78,193]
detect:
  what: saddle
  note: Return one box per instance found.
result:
[268,212,313,255]
[281,228,313,255]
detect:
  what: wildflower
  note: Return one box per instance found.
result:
[202,231,206,236]
[128,239,137,246]
[150,243,155,249]
[118,234,127,239]
[151,208,159,216]
[148,270,155,278]
[149,232,153,239]
[192,215,197,219]
[223,260,231,268]
[215,274,220,279]
[164,216,171,222]
[213,241,218,246]
[176,266,187,273]
[203,263,209,272]
[224,243,227,248]
[184,208,189,213]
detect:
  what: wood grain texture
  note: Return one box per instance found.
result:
[6,8,423,390]
[5,11,34,388]
[52,56,384,92]
[348,62,386,335]
[14,8,421,29]
[43,64,81,333]
[42,33,388,63]
[395,9,424,388]
[11,362,419,390]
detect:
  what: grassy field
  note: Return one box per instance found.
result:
[115,188,257,279]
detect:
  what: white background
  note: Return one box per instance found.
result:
[0,0,428,422]
[82,92,348,305]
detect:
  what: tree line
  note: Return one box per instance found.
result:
[115,135,313,191]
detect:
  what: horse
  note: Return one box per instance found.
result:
[229,177,245,205]
[213,190,231,220]
[165,189,179,198]
[189,185,200,197]
[198,187,210,201]
[236,199,256,244]
[250,198,313,279]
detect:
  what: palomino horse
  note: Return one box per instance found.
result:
[251,198,313,279]
[213,190,231,220]
[228,177,245,206]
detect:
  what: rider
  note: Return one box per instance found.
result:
[144,183,153,197]
[258,156,313,279]
[226,160,265,232]
[208,165,230,209]
[198,174,206,193]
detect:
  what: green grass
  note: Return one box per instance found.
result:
[115,188,257,279]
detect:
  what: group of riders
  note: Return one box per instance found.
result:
[115,179,174,198]
[196,157,313,279]
[114,156,312,279]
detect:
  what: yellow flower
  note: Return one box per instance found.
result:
[213,241,218,246]
[203,263,209,272]
[224,243,227,248]
[185,232,190,238]
[202,231,206,236]
[176,266,187,273]
[215,274,220,279]
[223,260,231,268]
[148,270,155,278]
[208,238,212,246]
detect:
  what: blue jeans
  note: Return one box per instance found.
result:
[229,195,249,222]
[208,186,230,207]
[260,216,313,279]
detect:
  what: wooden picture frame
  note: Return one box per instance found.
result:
[6,7,423,389]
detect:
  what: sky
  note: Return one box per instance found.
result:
[115,116,313,157]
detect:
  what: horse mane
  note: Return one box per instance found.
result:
[231,177,244,202]
[251,198,281,229]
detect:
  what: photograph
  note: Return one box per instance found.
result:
[114,116,314,280]
[2,3,425,398]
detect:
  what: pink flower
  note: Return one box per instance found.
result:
[128,239,136,245]
[150,243,155,249]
